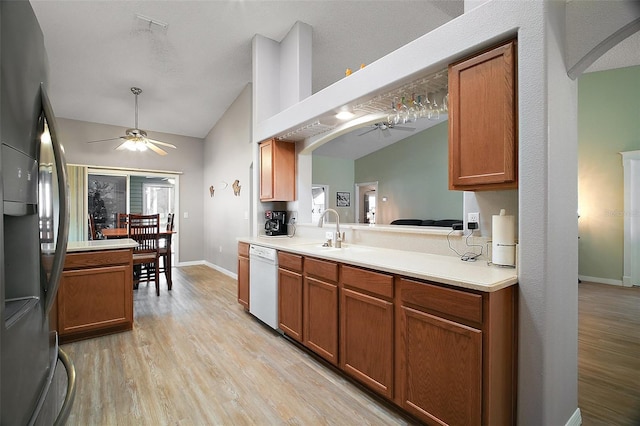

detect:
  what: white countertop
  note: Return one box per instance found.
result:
[67,238,138,253]
[239,236,517,293]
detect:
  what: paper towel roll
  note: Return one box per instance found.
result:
[492,209,515,266]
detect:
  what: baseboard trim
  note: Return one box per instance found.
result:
[203,261,237,280]
[578,275,624,286]
[176,260,205,267]
[566,408,582,426]
[174,260,238,280]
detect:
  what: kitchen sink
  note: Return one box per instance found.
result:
[294,242,373,254]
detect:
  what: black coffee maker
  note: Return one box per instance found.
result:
[265,210,287,236]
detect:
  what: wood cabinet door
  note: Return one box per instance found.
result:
[259,138,296,201]
[278,267,303,342]
[58,265,133,338]
[398,305,482,426]
[237,255,249,310]
[449,39,517,191]
[304,276,339,365]
[340,287,394,398]
[259,139,274,200]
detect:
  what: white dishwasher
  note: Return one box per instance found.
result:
[249,244,279,329]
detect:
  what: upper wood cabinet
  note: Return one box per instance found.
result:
[448,39,517,191]
[259,138,296,201]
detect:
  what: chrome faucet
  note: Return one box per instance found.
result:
[318,208,341,248]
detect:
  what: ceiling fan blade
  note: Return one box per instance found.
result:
[146,142,168,156]
[115,141,130,150]
[146,138,177,149]
[358,127,378,136]
[87,137,121,144]
[392,126,415,132]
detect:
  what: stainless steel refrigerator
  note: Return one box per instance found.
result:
[1,1,75,424]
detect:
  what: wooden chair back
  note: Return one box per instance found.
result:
[117,213,129,229]
[128,214,160,254]
[166,213,175,231]
[88,215,98,240]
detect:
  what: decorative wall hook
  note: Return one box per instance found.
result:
[232,180,241,196]
[209,185,215,197]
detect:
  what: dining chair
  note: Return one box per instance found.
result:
[117,213,129,229]
[128,213,161,296]
[158,213,175,287]
[88,215,99,240]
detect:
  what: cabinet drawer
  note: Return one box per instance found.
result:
[305,257,338,282]
[278,251,303,272]
[238,242,249,257]
[399,277,482,325]
[341,265,393,299]
[64,249,132,270]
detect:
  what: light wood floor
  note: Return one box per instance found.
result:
[61,265,416,425]
[61,270,640,425]
[579,282,640,426]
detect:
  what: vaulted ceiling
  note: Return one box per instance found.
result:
[30,1,464,139]
[30,0,640,144]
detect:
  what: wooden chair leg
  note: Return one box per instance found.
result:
[155,261,160,296]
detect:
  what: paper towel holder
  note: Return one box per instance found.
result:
[487,240,517,268]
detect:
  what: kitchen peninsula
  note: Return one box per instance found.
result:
[238,227,518,425]
[53,238,138,343]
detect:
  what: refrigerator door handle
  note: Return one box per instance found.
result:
[41,84,70,316]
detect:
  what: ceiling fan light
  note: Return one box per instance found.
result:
[336,110,355,120]
[137,141,148,152]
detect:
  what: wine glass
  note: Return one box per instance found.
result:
[428,93,440,120]
[388,98,400,125]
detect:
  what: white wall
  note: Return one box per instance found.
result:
[202,85,252,274]
[56,118,205,263]
[252,2,579,424]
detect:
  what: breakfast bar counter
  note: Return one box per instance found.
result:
[54,239,138,343]
[238,235,517,292]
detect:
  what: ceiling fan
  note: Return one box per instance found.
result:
[357,122,415,138]
[88,87,177,155]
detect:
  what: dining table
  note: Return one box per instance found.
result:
[101,227,176,289]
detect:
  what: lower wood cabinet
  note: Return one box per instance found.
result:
[398,305,482,425]
[262,249,517,426]
[58,248,133,343]
[304,257,339,366]
[397,277,516,426]
[340,266,394,399]
[237,242,249,310]
[278,252,304,342]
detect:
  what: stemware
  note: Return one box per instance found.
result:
[428,93,440,120]
[388,98,401,125]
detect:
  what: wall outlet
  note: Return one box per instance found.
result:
[468,212,480,224]
[325,231,334,240]
[289,211,298,224]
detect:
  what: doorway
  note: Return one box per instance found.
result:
[355,182,378,224]
[311,184,328,224]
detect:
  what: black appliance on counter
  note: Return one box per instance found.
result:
[264,210,287,236]
[1,1,75,424]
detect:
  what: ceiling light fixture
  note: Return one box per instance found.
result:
[336,110,355,120]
